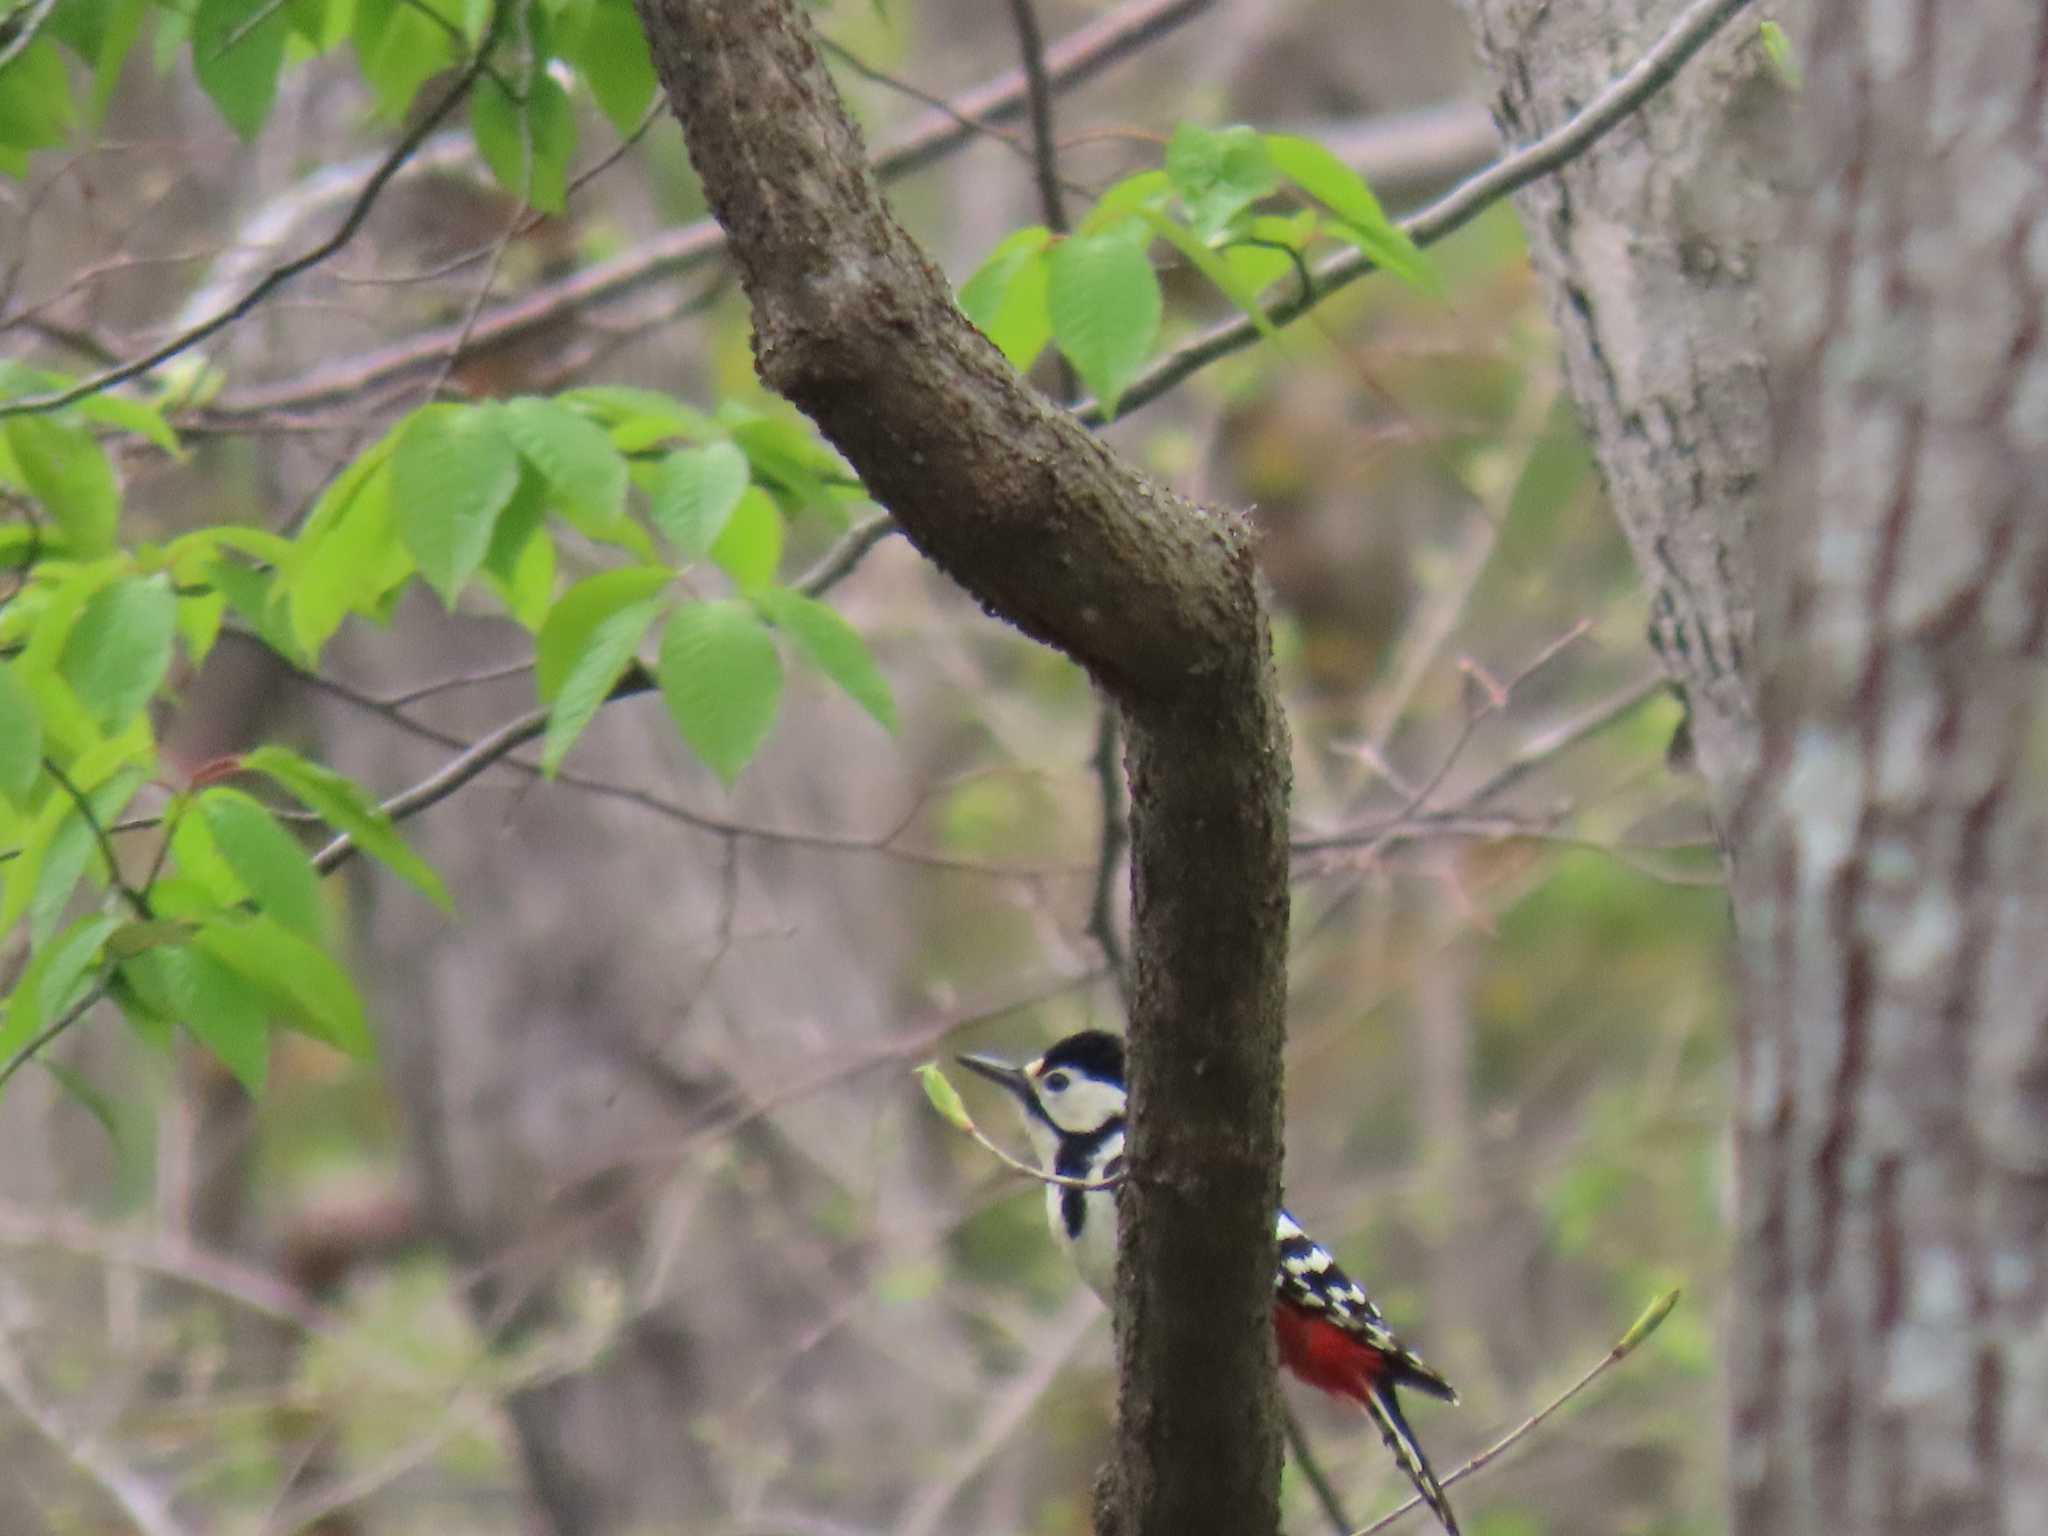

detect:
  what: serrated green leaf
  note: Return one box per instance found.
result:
[176,588,227,666]
[1047,227,1161,420]
[533,566,670,702]
[559,386,715,451]
[192,0,292,140]
[491,520,556,631]
[118,942,271,1092]
[916,1062,975,1132]
[0,913,119,1067]
[0,663,41,803]
[497,396,629,535]
[959,226,1053,372]
[243,744,451,910]
[198,787,325,940]
[754,587,895,731]
[29,760,146,945]
[59,575,176,732]
[656,601,783,786]
[1265,133,1437,294]
[194,914,371,1057]
[572,0,656,134]
[648,441,749,559]
[1165,122,1275,241]
[0,36,75,151]
[170,805,247,905]
[470,70,574,213]
[540,596,662,775]
[1084,169,1171,230]
[393,403,521,603]
[1140,209,1280,343]
[711,485,783,593]
[5,417,118,556]
[289,452,409,661]
[351,0,454,118]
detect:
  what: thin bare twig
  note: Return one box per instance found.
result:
[1090,0,1758,424]
[0,9,504,418]
[0,0,59,75]
[1088,706,1130,995]
[0,1287,191,1536]
[0,978,110,1094]
[40,758,149,918]
[1349,1291,1682,1535]
[1003,0,1070,236]
[1285,1402,1356,1536]
[193,0,1214,423]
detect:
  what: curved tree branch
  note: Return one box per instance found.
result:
[630,3,1290,1533]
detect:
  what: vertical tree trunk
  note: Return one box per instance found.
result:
[1454,0,1785,823]
[1728,5,2048,1530]
[1459,0,2048,1528]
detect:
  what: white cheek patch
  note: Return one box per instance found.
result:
[1039,1075,1126,1134]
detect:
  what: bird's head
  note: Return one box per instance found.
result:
[957,1029,1127,1163]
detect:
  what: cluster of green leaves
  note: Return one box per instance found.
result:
[0,0,655,211]
[959,123,1437,416]
[1,358,894,1095]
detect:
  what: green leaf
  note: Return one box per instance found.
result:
[1140,209,1281,343]
[192,0,292,140]
[118,943,271,1093]
[5,417,119,555]
[288,452,410,661]
[194,914,372,1056]
[351,0,454,118]
[540,597,662,775]
[59,575,177,732]
[533,566,671,702]
[560,386,715,452]
[1165,123,1275,241]
[916,1062,975,1132]
[497,396,629,534]
[176,588,227,666]
[0,663,41,804]
[573,0,656,134]
[711,485,783,593]
[1047,227,1161,419]
[489,519,556,631]
[29,760,146,946]
[754,587,895,731]
[243,744,451,910]
[0,36,75,152]
[393,403,521,603]
[648,442,749,559]
[656,601,783,786]
[197,787,325,941]
[959,226,1053,372]
[0,914,119,1067]
[1265,133,1437,294]
[470,70,575,213]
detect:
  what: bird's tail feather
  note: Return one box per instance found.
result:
[1363,1383,1458,1536]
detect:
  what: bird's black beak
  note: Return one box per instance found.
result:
[956,1052,1032,1102]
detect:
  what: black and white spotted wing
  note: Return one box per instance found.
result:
[1274,1210,1458,1403]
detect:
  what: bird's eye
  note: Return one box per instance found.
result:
[1042,1070,1071,1093]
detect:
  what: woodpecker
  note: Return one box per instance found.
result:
[958,1029,1460,1535]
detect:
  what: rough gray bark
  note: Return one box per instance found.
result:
[1728,4,2048,1530]
[1459,0,2048,1530]
[1455,0,1785,825]
[629,6,1292,1536]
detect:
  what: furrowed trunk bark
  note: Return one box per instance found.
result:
[630,3,1291,1531]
